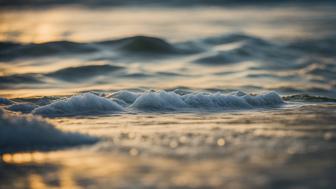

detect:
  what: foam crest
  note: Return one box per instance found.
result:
[131,91,188,110]
[130,90,283,111]
[33,93,124,117]
[109,90,141,104]
[27,91,284,116]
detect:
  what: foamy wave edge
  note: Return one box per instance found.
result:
[30,91,284,117]
[0,109,98,153]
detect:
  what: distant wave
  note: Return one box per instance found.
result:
[0,65,125,85]
[0,66,182,86]
[28,91,284,117]
[1,34,331,60]
[201,33,269,46]
[98,36,177,54]
[0,36,199,61]
[46,64,124,81]
[194,52,241,65]
[0,109,98,153]
[283,94,336,102]
[0,41,97,61]
[299,63,336,80]
[0,74,42,85]
[287,36,336,57]
[1,34,334,63]
[97,35,200,55]
[194,34,299,66]
[1,33,335,97]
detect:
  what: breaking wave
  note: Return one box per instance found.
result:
[4,89,336,117]
[29,91,284,117]
[33,93,124,117]
[0,109,98,153]
[129,90,283,111]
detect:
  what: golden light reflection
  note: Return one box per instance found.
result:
[0,7,327,43]
[28,169,81,189]
[29,174,49,189]
[216,138,226,146]
[59,169,81,189]
[1,106,335,188]
[1,152,46,164]
[0,5,335,188]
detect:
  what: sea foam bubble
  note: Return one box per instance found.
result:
[129,90,283,111]
[33,93,124,117]
[29,91,283,116]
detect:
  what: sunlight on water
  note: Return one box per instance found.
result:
[1,106,336,188]
[1,3,336,189]
[0,5,336,98]
[1,7,335,43]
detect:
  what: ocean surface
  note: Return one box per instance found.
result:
[1,3,336,189]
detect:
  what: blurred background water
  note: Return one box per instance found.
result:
[0,2,336,97]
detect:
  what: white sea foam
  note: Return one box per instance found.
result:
[33,93,124,117]
[0,109,97,153]
[129,90,283,111]
[30,91,283,116]
[130,90,188,110]
[109,90,141,104]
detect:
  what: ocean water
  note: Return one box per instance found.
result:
[1,3,336,189]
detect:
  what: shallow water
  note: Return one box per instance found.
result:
[1,104,336,188]
[1,3,336,189]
